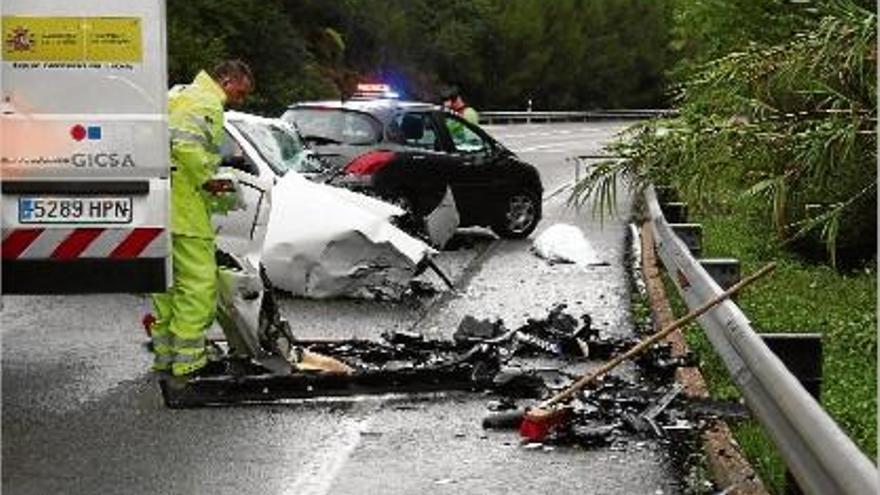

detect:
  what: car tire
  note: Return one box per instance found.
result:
[491,190,541,239]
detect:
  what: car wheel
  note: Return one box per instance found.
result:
[491,190,541,239]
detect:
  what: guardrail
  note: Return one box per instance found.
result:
[480,109,676,124]
[644,185,878,495]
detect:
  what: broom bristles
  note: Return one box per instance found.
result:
[519,406,570,442]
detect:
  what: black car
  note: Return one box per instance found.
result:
[282,99,543,239]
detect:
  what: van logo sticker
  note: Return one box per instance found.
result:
[2,17,142,65]
[71,153,135,168]
[70,125,102,141]
[5,26,33,53]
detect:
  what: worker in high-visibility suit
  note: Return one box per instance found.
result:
[442,86,479,125]
[150,60,254,377]
[441,86,481,152]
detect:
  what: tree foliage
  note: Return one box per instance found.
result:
[575,0,877,267]
[167,0,674,113]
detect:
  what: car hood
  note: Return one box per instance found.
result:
[261,173,436,299]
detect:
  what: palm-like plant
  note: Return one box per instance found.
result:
[574,1,877,266]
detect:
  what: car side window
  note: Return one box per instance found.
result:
[219,130,259,176]
[270,125,301,163]
[342,113,375,142]
[394,112,440,151]
[219,130,242,158]
[444,114,487,154]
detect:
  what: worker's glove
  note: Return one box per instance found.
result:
[202,168,245,214]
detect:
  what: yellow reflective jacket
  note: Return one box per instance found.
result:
[167,71,227,239]
[462,106,479,125]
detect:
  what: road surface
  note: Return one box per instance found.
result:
[2,121,686,495]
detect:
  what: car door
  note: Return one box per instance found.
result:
[376,110,456,215]
[212,125,274,257]
[436,111,505,224]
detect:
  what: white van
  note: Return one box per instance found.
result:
[1,0,170,293]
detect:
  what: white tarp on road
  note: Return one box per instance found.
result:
[261,174,436,299]
[532,223,602,267]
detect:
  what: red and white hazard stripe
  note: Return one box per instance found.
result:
[1,227,167,260]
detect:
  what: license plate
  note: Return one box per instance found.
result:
[18,197,133,224]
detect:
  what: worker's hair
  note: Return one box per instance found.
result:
[441,85,461,102]
[211,59,255,87]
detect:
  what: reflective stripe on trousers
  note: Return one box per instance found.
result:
[150,235,216,375]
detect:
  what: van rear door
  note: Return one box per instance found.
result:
[1,0,170,294]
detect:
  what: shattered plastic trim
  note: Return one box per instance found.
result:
[644,185,879,495]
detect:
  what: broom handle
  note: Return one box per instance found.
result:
[539,262,776,409]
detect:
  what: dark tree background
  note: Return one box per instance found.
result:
[167,0,675,114]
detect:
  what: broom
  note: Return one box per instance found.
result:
[505,262,777,441]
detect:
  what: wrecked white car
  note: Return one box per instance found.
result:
[213,111,443,299]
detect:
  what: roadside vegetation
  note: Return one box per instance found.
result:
[574,0,877,492]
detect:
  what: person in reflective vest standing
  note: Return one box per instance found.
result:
[150,60,254,377]
[442,86,479,125]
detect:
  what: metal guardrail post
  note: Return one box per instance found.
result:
[760,333,823,495]
[699,258,741,291]
[659,202,688,223]
[644,184,879,495]
[669,223,703,257]
[654,185,678,204]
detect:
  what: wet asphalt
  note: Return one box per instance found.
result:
[2,121,683,495]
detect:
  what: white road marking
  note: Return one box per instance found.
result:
[280,392,456,495]
[284,410,377,495]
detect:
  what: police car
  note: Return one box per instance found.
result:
[283,86,543,239]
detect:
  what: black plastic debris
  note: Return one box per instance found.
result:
[634,342,695,381]
[382,330,425,345]
[406,280,440,298]
[569,422,621,447]
[491,369,547,398]
[454,315,505,343]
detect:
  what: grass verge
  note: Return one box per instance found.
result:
[661,199,877,494]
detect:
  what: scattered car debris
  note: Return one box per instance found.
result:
[454,315,505,342]
[423,187,461,248]
[634,343,695,381]
[170,299,745,454]
[532,223,606,267]
[485,373,750,450]
[402,279,441,299]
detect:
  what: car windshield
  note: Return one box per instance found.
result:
[231,119,325,176]
[284,108,381,146]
